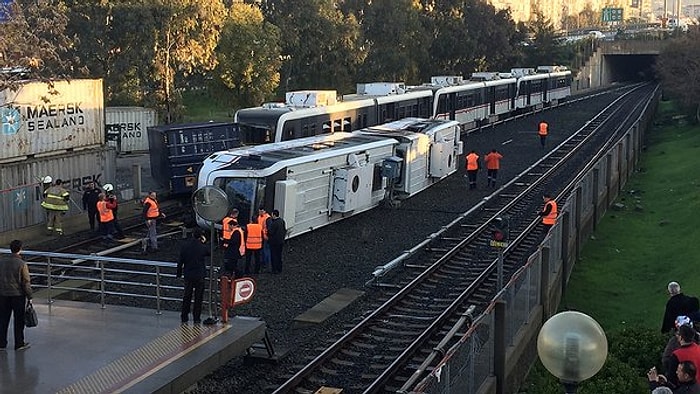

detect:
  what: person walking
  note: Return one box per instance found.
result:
[96,193,117,241]
[465,150,480,190]
[142,191,165,253]
[81,181,101,232]
[41,177,70,235]
[0,240,33,351]
[484,149,503,188]
[221,209,245,277]
[663,282,697,333]
[538,120,549,149]
[266,209,287,274]
[257,207,272,271]
[539,192,558,232]
[103,184,124,239]
[176,229,210,324]
[244,221,264,275]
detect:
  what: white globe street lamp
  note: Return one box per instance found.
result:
[537,311,608,393]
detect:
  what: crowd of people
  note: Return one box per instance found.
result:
[648,281,700,393]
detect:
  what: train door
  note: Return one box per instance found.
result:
[543,77,550,103]
[487,86,496,115]
[449,93,456,120]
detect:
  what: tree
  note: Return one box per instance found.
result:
[655,29,700,123]
[261,0,364,94]
[150,0,226,123]
[211,1,281,108]
[0,0,80,92]
[522,10,568,68]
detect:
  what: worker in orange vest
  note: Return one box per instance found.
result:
[257,207,272,271]
[484,149,503,188]
[465,150,480,190]
[538,120,549,149]
[221,209,245,277]
[244,221,264,275]
[96,193,117,241]
[142,191,165,253]
[539,192,558,232]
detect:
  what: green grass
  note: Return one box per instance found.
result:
[524,101,700,393]
[181,89,234,123]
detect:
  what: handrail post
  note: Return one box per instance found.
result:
[100,258,106,309]
[155,266,162,315]
[47,257,53,309]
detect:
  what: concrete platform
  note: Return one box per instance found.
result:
[0,300,266,394]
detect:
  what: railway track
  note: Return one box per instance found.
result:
[271,83,656,393]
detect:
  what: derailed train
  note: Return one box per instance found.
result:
[196,118,463,238]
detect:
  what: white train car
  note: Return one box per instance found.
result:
[197,118,462,239]
[514,66,572,110]
[432,75,517,128]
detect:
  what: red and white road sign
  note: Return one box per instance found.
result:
[233,278,256,306]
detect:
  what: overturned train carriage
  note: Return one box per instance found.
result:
[197,118,462,238]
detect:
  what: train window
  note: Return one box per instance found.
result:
[215,177,260,225]
[322,121,332,133]
[343,117,351,131]
[398,106,405,119]
[309,124,317,136]
[283,127,295,141]
[333,120,342,133]
[302,125,309,137]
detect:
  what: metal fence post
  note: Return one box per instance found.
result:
[47,257,53,309]
[100,258,106,309]
[155,266,162,315]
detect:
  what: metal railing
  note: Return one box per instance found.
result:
[0,248,184,314]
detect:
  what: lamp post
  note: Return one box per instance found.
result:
[537,311,608,394]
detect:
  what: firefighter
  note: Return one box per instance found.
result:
[465,150,480,190]
[539,192,558,232]
[484,149,503,188]
[538,120,549,149]
[40,177,70,235]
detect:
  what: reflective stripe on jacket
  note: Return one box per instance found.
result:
[144,197,160,219]
[246,223,263,250]
[542,200,558,225]
[97,200,114,222]
[538,122,548,136]
[465,153,479,171]
[41,185,69,211]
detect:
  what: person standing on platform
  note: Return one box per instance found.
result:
[266,209,287,274]
[81,181,101,232]
[539,192,558,232]
[245,221,264,275]
[221,209,245,277]
[96,193,117,241]
[142,191,165,253]
[0,240,33,351]
[465,150,480,190]
[41,177,70,235]
[538,120,549,149]
[176,229,210,324]
[103,184,124,239]
[484,149,503,188]
[257,207,271,271]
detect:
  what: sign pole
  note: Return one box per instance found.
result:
[203,222,217,325]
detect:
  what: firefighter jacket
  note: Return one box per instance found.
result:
[41,185,70,211]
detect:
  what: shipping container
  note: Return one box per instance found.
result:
[0,79,105,163]
[148,122,240,195]
[0,146,117,233]
[105,107,158,153]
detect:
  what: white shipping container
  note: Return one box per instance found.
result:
[0,146,117,233]
[0,79,105,162]
[105,107,158,153]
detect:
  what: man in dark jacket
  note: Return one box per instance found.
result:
[266,209,286,274]
[663,282,696,333]
[0,240,33,351]
[649,360,700,394]
[176,229,210,324]
[82,182,101,232]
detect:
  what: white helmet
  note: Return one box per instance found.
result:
[43,176,53,184]
[103,183,114,192]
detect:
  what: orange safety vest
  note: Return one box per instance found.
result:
[485,152,502,170]
[222,217,235,240]
[538,122,548,136]
[246,223,263,250]
[97,200,114,222]
[542,200,558,225]
[233,227,246,256]
[465,153,479,171]
[144,196,160,219]
[257,213,270,239]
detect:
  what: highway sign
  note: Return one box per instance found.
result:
[602,7,623,22]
